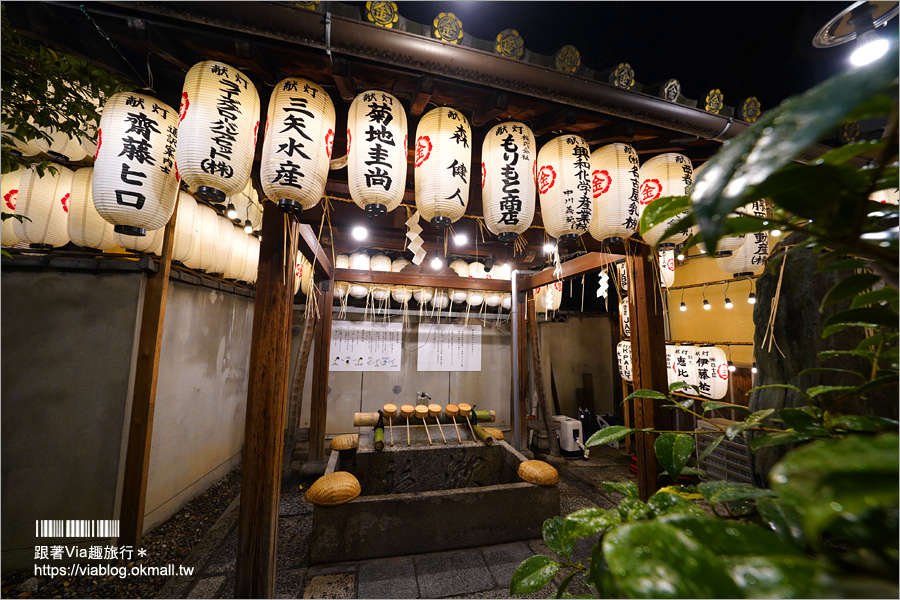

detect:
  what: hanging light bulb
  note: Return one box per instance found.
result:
[454,233,468,246]
[728,360,736,372]
[770,229,781,237]
[679,301,687,312]
[543,243,555,254]
[703,299,711,310]
[751,362,758,374]
[725,297,733,309]
[244,220,253,234]
[676,250,685,261]
[226,204,238,220]
[748,292,757,304]
[352,226,368,241]
[431,252,444,269]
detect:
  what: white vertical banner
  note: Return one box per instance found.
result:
[417,324,482,372]
[329,321,403,371]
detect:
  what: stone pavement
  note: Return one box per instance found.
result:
[159,446,632,599]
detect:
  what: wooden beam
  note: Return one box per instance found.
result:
[627,245,671,501]
[532,107,578,136]
[410,76,434,116]
[332,56,356,102]
[308,279,335,463]
[297,223,333,278]
[519,252,624,291]
[473,92,508,127]
[118,200,179,547]
[235,204,297,598]
[527,292,560,457]
[333,268,512,291]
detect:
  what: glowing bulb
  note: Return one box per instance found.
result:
[727,361,736,372]
[703,299,711,310]
[725,298,733,309]
[352,226,368,241]
[226,204,237,220]
[676,252,685,261]
[751,363,758,374]
[679,302,687,312]
[243,220,253,234]
[431,256,443,269]
[454,234,468,246]
[770,229,781,237]
[543,243,555,253]
[748,292,757,304]
[850,30,890,67]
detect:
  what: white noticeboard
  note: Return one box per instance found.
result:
[329,321,403,371]
[417,324,482,372]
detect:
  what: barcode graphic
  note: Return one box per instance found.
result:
[35,520,119,538]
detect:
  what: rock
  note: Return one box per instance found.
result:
[19,578,38,593]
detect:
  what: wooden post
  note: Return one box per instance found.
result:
[527,291,560,457]
[119,203,178,548]
[235,205,296,599]
[628,245,671,501]
[621,380,633,455]
[308,279,334,463]
[283,306,318,473]
[515,289,528,448]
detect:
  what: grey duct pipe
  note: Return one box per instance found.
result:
[510,269,537,452]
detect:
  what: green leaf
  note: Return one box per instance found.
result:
[725,421,761,439]
[748,430,812,451]
[748,408,775,422]
[603,521,743,598]
[510,555,559,595]
[823,306,899,328]
[624,389,669,402]
[697,434,724,463]
[820,273,880,311]
[701,401,752,416]
[778,407,829,436]
[851,287,899,309]
[587,543,613,597]
[820,257,869,272]
[826,414,898,433]
[555,571,578,599]
[659,514,803,556]
[690,51,897,252]
[856,375,899,396]
[562,507,621,539]
[756,498,807,548]
[723,554,832,598]
[601,481,638,499]
[654,433,695,480]
[647,490,706,518]
[747,383,806,397]
[542,517,575,558]
[797,366,866,380]
[638,195,691,235]
[805,385,859,398]
[769,433,899,543]
[698,480,777,504]
[818,138,887,165]
[585,426,635,448]
[616,497,652,522]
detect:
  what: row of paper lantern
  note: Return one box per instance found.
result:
[0,165,261,283]
[617,341,730,400]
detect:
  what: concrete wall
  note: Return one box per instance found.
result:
[1,269,144,572]
[144,282,254,532]
[537,316,617,418]
[291,310,512,435]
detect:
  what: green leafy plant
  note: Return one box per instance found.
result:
[512,44,898,600]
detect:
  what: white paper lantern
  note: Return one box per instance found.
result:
[370,253,392,301]
[225,230,249,280]
[672,345,699,393]
[210,215,234,275]
[91,92,180,238]
[335,253,350,299]
[588,143,640,243]
[485,262,509,307]
[1,166,24,247]
[67,167,116,251]
[185,204,219,272]
[243,235,260,284]
[177,61,259,207]
[537,134,592,242]
[616,340,633,382]
[466,261,486,306]
[689,162,746,256]
[619,297,630,337]
[414,287,434,305]
[639,153,695,248]
[665,343,677,388]
[391,257,413,303]
[42,127,88,163]
[2,120,43,157]
[347,90,408,216]
[717,200,768,277]
[535,280,563,314]
[501,293,512,311]
[616,261,628,294]
[414,106,472,228]
[115,225,165,254]
[482,121,536,241]
[14,165,73,248]
[695,345,729,400]
[431,289,450,309]
[261,77,334,214]
[170,192,199,264]
[448,259,469,303]
[871,187,900,205]
[294,252,312,296]
[349,252,371,298]
[658,249,676,288]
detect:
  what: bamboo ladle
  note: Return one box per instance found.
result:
[415,405,432,444]
[457,403,477,443]
[400,404,415,446]
[445,404,462,443]
[383,403,397,446]
[429,403,447,443]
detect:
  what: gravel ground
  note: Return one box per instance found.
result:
[2,468,242,599]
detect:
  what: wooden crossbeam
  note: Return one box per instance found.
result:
[518,252,624,291]
[332,268,512,292]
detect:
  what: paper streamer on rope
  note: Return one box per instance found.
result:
[597,269,609,298]
[405,210,426,265]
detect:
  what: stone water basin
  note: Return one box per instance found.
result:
[310,432,559,564]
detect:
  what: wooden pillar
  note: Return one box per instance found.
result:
[283,305,318,473]
[119,204,178,548]
[308,279,334,463]
[512,288,528,449]
[235,205,296,599]
[628,245,671,501]
[527,292,560,457]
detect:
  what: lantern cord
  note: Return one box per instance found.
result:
[79,5,151,89]
[762,249,787,358]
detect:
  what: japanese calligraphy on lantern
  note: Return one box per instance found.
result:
[639,153,695,247]
[482,121,535,239]
[588,143,640,243]
[537,134,592,240]
[616,341,632,382]
[414,107,472,227]
[619,298,630,338]
[348,91,408,214]
[261,77,335,211]
[672,346,699,392]
[417,323,482,371]
[329,320,403,372]
[695,346,729,400]
[92,92,180,235]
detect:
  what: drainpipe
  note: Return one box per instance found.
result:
[511,269,537,452]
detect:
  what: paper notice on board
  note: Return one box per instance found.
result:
[330,321,403,371]
[417,323,482,371]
